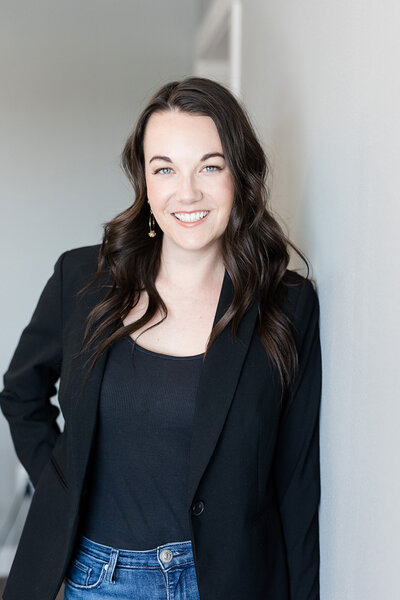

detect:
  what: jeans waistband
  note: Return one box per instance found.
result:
[76,535,195,569]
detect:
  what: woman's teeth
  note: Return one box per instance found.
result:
[174,211,209,223]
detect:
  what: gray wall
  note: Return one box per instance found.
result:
[3,0,399,594]
[240,1,400,598]
[0,0,199,566]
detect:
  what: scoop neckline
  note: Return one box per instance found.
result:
[124,335,205,361]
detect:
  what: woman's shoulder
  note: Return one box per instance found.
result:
[281,268,318,296]
[61,243,101,270]
[62,243,101,264]
[280,268,319,326]
[59,243,103,290]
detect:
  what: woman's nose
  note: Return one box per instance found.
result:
[176,174,202,201]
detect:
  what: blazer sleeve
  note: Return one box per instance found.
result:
[0,250,67,489]
[272,278,322,600]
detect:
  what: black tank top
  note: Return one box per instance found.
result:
[79,336,204,550]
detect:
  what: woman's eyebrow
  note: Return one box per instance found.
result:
[149,152,225,164]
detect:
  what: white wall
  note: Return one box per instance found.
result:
[2,1,399,593]
[0,0,199,568]
[241,1,400,598]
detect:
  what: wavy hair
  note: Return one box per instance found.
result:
[75,76,311,400]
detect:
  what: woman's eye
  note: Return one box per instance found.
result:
[154,167,172,175]
[203,165,221,172]
[153,165,222,175]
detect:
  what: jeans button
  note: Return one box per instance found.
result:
[160,549,173,563]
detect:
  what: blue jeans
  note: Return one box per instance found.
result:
[64,535,201,599]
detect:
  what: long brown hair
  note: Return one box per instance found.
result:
[75,76,311,397]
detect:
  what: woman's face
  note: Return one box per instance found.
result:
[143,110,235,255]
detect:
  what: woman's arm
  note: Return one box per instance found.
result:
[272,278,322,599]
[0,251,67,488]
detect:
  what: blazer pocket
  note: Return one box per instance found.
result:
[48,432,69,490]
[49,454,68,490]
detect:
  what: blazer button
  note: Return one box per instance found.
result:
[192,500,205,516]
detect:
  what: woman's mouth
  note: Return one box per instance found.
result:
[172,210,210,226]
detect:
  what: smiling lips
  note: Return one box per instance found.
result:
[173,210,210,225]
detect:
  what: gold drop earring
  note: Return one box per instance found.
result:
[147,200,156,238]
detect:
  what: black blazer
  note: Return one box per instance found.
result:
[0,244,322,600]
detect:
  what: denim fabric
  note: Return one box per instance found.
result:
[63,535,201,600]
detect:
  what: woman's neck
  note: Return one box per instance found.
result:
[157,244,225,297]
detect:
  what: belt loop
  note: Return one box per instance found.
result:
[105,548,119,583]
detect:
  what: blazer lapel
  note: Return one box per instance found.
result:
[68,267,259,507]
[68,270,115,487]
[186,269,259,510]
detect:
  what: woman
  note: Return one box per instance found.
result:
[0,77,322,600]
